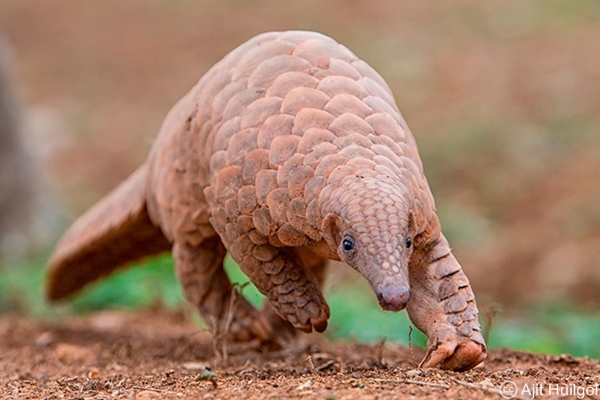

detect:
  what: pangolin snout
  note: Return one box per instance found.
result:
[376,280,410,311]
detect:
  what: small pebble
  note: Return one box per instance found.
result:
[479,378,494,387]
[135,390,161,400]
[56,343,93,363]
[35,331,54,347]
[197,369,217,381]
[182,362,208,371]
[406,369,422,377]
[296,380,312,390]
[111,363,124,372]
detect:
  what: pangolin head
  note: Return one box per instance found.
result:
[321,167,441,312]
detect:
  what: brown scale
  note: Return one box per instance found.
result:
[46,30,486,371]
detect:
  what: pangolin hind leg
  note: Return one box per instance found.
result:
[173,238,272,342]
[229,233,330,334]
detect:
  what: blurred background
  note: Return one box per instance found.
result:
[0,0,598,356]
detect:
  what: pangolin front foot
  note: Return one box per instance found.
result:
[264,260,330,334]
[418,322,486,371]
[230,235,331,334]
[407,241,487,371]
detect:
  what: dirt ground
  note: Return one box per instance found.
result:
[1,2,600,399]
[1,310,598,400]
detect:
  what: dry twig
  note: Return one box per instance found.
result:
[482,304,503,344]
[315,360,336,372]
[450,377,529,400]
[418,337,440,368]
[212,283,246,363]
[305,355,316,374]
[369,378,450,389]
[408,326,416,367]
[375,337,386,365]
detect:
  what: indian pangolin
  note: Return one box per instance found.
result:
[47,31,486,371]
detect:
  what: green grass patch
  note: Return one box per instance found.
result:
[70,254,183,312]
[487,303,600,358]
[0,253,183,318]
[1,254,599,358]
[327,280,428,347]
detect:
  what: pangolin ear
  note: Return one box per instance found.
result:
[322,213,342,252]
[410,207,441,249]
[408,209,418,237]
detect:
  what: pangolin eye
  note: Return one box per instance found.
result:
[405,237,412,249]
[342,237,355,253]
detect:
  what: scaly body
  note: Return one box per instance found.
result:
[47,31,486,371]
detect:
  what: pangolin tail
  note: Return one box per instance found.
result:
[46,162,172,301]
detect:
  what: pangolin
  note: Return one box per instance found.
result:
[47,31,486,371]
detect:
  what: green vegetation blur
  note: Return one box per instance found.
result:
[1,254,598,358]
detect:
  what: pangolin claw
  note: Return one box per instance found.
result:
[419,337,487,372]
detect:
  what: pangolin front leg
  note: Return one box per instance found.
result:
[407,235,486,371]
[173,238,272,342]
[229,233,330,333]
[256,247,330,342]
